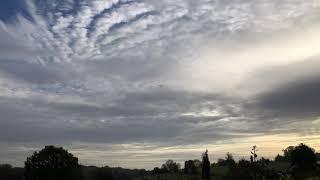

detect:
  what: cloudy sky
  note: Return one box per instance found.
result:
[1,0,320,169]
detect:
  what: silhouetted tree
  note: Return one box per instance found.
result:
[152,167,161,174]
[291,144,316,169]
[217,152,236,167]
[193,159,202,168]
[226,159,253,179]
[161,160,180,173]
[274,154,285,162]
[282,146,295,162]
[25,145,82,180]
[201,149,210,180]
[274,146,295,163]
[251,145,258,163]
[290,143,317,179]
[250,146,259,180]
[257,157,270,165]
[184,160,197,175]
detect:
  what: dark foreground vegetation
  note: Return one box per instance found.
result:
[1,143,320,180]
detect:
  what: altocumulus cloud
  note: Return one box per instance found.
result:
[0,0,320,168]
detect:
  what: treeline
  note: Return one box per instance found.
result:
[150,144,320,179]
[0,164,146,180]
[0,143,320,180]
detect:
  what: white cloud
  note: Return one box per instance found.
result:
[0,0,320,168]
[183,24,320,96]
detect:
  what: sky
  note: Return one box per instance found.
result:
[0,0,320,169]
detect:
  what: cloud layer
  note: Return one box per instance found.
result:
[0,0,320,168]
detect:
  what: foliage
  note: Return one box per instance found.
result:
[275,146,295,162]
[24,145,81,180]
[217,153,236,167]
[291,143,317,170]
[184,160,198,175]
[202,149,211,180]
[290,143,318,179]
[1,143,320,180]
[161,160,181,174]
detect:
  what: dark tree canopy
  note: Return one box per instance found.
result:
[291,143,317,170]
[283,146,295,160]
[201,150,210,180]
[25,145,81,180]
[161,160,181,173]
[184,160,198,175]
[217,152,236,167]
[275,146,296,162]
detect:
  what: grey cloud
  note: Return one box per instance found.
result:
[253,76,320,120]
[0,89,243,145]
[0,60,63,84]
[242,56,320,121]
[1,0,320,168]
[0,29,39,60]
